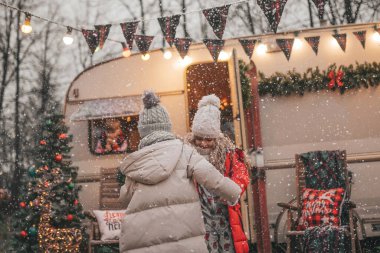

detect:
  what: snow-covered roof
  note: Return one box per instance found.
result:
[70,96,142,121]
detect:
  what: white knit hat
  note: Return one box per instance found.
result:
[191,94,221,138]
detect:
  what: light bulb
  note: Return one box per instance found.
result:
[293,37,302,49]
[141,54,150,61]
[256,43,268,55]
[122,49,131,57]
[95,46,100,52]
[63,27,74,45]
[218,50,230,61]
[372,30,380,43]
[21,13,32,34]
[163,50,172,60]
[180,56,192,67]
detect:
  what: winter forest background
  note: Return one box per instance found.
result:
[0,0,379,211]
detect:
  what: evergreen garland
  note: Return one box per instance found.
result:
[258,62,380,97]
[239,60,252,110]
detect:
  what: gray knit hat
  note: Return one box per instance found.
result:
[191,94,221,138]
[138,91,172,138]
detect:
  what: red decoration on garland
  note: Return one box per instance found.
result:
[174,38,192,59]
[311,0,327,20]
[95,24,112,49]
[134,35,154,56]
[158,15,181,47]
[276,38,294,61]
[58,133,68,140]
[39,140,47,145]
[19,202,26,208]
[336,70,344,87]
[328,69,344,89]
[81,29,99,54]
[239,39,256,59]
[332,33,347,52]
[20,230,27,237]
[203,39,225,62]
[120,21,139,50]
[54,154,63,162]
[73,199,79,205]
[353,31,366,49]
[67,214,74,221]
[304,36,320,55]
[202,5,231,39]
[328,70,335,89]
[257,0,288,33]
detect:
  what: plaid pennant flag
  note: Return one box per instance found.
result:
[174,38,192,59]
[82,29,99,54]
[202,5,231,39]
[239,39,256,59]
[332,33,347,52]
[304,36,320,55]
[95,24,112,49]
[276,38,294,61]
[203,39,225,62]
[257,0,288,33]
[353,30,366,49]
[134,35,154,56]
[120,21,139,50]
[312,0,326,20]
[157,15,181,47]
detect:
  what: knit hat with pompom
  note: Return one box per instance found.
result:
[191,94,221,138]
[138,90,172,138]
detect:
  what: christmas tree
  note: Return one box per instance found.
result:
[9,114,86,252]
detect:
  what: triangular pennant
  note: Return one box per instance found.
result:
[157,15,181,47]
[134,35,154,55]
[312,0,326,20]
[120,21,139,50]
[95,24,111,49]
[174,38,192,59]
[203,39,225,62]
[257,0,288,33]
[202,5,230,39]
[304,36,320,55]
[239,39,256,59]
[332,33,347,52]
[82,29,99,54]
[353,30,366,49]
[276,38,294,61]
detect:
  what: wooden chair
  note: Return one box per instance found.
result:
[277,150,361,253]
[85,167,124,253]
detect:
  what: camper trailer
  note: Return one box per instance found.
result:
[64,22,380,248]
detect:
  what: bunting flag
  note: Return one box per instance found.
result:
[158,15,181,47]
[203,39,225,62]
[276,38,294,61]
[202,5,231,39]
[257,0,288,33]
[312,0,326,20]
[353,30,366,49]
[82,29,99,54]
[120,21,139,50]
[239,39,256,59]
[95,24,112,49]
[332,33,347,52]
[134,35,154,55]
[304,36,320,55]
[174,38,192,59]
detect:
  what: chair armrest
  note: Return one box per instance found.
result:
[277,202,299,211]
[84,211,97,221]
[345,200,356,209]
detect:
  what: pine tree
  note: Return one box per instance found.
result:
[9,114,86,252]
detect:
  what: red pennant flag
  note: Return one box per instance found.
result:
[312,0,326,20]
[82,29,99,54]
[174,38,192,59]
[332,33,347,52]
[239,39,256,59]
[202,5,230,39]
[158,15,181,47]
[276,38,294,61]
[120,21,139,50]
[203,39,225,62]
[95,24,111,49]
[353,30,366,49]
[304,36,320,55]
[134,35,154,56]
[257,0,288,33]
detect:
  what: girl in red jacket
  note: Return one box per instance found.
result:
[186,94,250,253]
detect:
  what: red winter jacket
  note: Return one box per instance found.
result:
[224,149,250,253]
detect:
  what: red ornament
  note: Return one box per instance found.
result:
[67,214,74,221]
[73,199,79,205]
[54,154,63,162]
[19,202,26,208]
[336,70,344,87]
[58,133,68,140]
[44,181,50,188]
[327,70,335,89]
[20,230,27,237]
[39,140,47,145]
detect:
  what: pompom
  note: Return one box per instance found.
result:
[142,90,160,109]
[198,94,220,109]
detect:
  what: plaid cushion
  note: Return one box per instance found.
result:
[299,188,345,229]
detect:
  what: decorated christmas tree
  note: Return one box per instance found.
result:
[9,114,86,252]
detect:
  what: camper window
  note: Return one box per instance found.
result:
[89,116,139,155]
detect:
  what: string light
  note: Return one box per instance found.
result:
[180,55,192,67]
[121,42,131,57]
[218,50,230,61]
[141,54,150,61]
[21,12,32,34]
[163,49,172,60]
[256,41,268,55]
[293,32,302,49]
[62,27,74,45]
[372,26,380,43]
